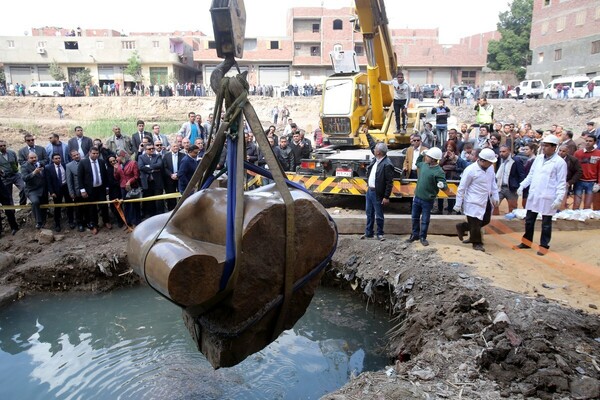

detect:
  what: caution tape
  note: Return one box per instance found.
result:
[0,192,182,211]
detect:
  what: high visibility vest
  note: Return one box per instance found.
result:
[476,105,494,124]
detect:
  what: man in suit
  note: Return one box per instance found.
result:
[494,145,525,215]
[67,126,93,158]
[177,145,200,194]
[403,134,429,179]
[18,134,48,167]
[0,139,27,206]
[77,146,111,234]
[131,120,153,160]
[163,142,185,210]
[45,153,74,232]
[137,143,165,217]
[45,133,70,167]
[65,149,86,232]
[361,133,395,242]
[150,124,170,150]
[21,152,48,229]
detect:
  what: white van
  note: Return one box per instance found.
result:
[28,81,68,97]
[509,79,544,99]
[586,75,600,98]
[543,76,590,99]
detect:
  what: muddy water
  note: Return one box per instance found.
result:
[0,286,390,399]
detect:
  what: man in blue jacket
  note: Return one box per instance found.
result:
[177,145,200,194]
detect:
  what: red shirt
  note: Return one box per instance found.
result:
[574,148,600,183]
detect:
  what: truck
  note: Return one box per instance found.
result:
[482,80,502,99]
[281,0,457,199]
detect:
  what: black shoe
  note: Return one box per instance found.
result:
[377,235,385,242]
[78,225,86,232]
[420,238,429,246]
[35,223,43,229]
[360,234,374,240]
[537,247,548,256]
[54,224,61,233]
[405,236,418,243]
[473,244,485,252]
[11,228,18,235]
[514,243,530,250]
[68,222,76,229]
[455,223,465,242]
[462,239,472,244]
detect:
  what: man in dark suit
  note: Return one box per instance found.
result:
[163,142,185,210]
[21,152,48,229]
[131,120,153,160]
[494,145,525,214]
[65,149,86,232]
[77,146,111,234]
[18,134,48,167]
[45,153,74,232]
[67,126,93,158]
[361,133,395,241]
[177,145,200,194]
[137,143,165,217]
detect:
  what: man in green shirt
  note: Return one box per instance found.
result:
[407,147,447,246]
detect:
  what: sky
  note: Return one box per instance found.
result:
[3,0,510,44]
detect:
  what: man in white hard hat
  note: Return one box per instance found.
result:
[453,148,500,252]
[514,135,567,256]
[406,147,447,246]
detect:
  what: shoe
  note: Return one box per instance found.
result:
[35,223,42,229]
[536,251,546,256]
[377,235,385,242]
[514,243,531,250]
[360,234,374,240]
[462,239,472,244]
[420,238,429,246]
[537,247,548,256]
[105,223,112,230]
[455,223,465,242]
[54,224,61,233]
[117,222,124,229]
[90,227,98,235]
[473,244,485,252]
[78,225,86,232]
[68,222,76,229]
[405,236,418,243]
[11,228,18,235]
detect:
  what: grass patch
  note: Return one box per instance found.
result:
[78,120,182,139]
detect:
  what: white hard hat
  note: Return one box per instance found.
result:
[425,147,443,160]
[479,148,498,163]
[542,135,560,145]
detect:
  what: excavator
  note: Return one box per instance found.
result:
[283,0,450,199]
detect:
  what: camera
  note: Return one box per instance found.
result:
[35,162,41,168]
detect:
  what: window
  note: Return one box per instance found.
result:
[576,11,586,26]
[96,41,104,49]
[596,6,600,20]
[541,22,549,35]
[310,46,320,56]
[592,40,600,55]
[461,71,476,78]
[208,41,217,49]
[7,40,14,48]
[269,40,279,50]
[544,0,550,6]
[312,23,320,33]
[333,19,343,30]
[64,41,78,50]
[538,52,544,63]
[153,41,160,48]
[244,39,257,51]
[354,44,364,56]
[556,16,566,31]
[122,40,135,49]
[554,48,562,61]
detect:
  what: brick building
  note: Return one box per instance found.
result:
[527,0,600,82]
[0,6,498,92]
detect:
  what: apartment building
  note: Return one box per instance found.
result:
[527,0,600,82]
[0,6,498,91]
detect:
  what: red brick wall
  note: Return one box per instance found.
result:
[530,0,598,48]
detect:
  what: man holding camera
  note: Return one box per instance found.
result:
[21,153,48,229]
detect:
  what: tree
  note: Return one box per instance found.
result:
[49,60,66,81]
[124,51,144,84]
[0,66,5,84]
[73,68,93,87]
[487,0,533,81]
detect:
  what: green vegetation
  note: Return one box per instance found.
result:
[487,0,533,81]
[124,51,144,84]
[73,68,93,87]
[49,61,67,81]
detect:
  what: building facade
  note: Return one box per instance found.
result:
[527,0,600,82]
[0,6,499,92]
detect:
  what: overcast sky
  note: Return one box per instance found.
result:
[3,0,510,44]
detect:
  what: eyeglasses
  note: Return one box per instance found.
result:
[411,139,421,142]
[146,148,155,150]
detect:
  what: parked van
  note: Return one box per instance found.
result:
[586,75,600,98]
[543,75,590,99]
[28,81,68,97]
[508,79,544,99]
